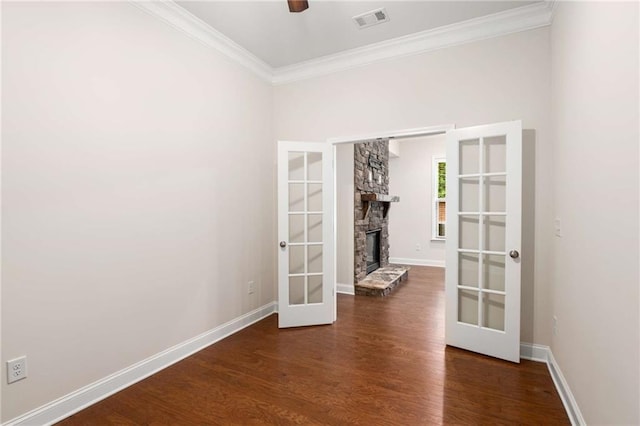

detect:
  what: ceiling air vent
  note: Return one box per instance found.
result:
[352,8,390,29]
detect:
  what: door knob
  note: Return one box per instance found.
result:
[509,250,520,259]
[279,241,287,248]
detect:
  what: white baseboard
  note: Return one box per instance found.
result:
[3,302,277,426]
[547,349,586,426]
[519,343,585,426]
[336,283,355,295]
[389,257,445,268]
[519,342,549,363]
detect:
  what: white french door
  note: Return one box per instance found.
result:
[277,141,334,328]
[445,121,522,363]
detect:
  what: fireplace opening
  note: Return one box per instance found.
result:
[366,229,381,274]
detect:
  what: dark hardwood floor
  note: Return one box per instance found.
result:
[58,266,569,425]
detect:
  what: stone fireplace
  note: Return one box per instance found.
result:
[354,139,390,284]
[353,139,408,296]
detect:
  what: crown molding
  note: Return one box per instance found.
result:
[130,0,273,82]
[272,1,554,85]
[131,1,554,86]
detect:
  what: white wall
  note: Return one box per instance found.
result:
[8,3,635,423]
[336,144,354,290]
[1,2,275,421]
[388,134,446,266]
[275,27,552,346]
[550,2,639,424]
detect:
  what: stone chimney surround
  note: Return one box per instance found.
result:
[353,139,399,284]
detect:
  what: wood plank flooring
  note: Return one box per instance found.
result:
[58,266,569,425]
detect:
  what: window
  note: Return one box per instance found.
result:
[433,157,446,239]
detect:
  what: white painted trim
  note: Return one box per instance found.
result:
[2,302,277,426]
[272,1,554,84]
[333,146,339,320]
[329,124,455,145]
[133,1,553,86]
[336,283,355,295]
[129,1,273,82]
[547,349,587,426]
[389,257,445,268]
[518,344,585,426]
[519,342,549,363]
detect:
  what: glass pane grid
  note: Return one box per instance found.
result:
[287,150,325,307]
[456,136,507,330]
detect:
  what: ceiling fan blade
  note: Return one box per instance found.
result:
[288,0,309,13]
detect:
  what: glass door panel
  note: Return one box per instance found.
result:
[459,178,480,212]
[289,276,305,305]
[459,215,480,250]
[459,139,480,174]
[484,176,506,212]
[483,215,506,252]
[483,254,505,292]
[483,135,507,173]
[458,253,479,288]
[289,184,305,211]
[307,183,323,211]
[308,275,323,304]
[288,152,305,180]
[288,215,305,243]
[482,293,505,331]
[458,289,479,325]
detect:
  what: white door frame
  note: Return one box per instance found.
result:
[327,124,455,146]
[327,124,455,319]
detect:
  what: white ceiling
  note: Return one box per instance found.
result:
[177,1,539,68]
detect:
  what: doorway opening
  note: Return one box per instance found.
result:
[331,124,453,299]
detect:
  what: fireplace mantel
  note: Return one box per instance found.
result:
[361,192,400,219]
[361,193,400,203]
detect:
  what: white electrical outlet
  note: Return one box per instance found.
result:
[7,356,27,384]
[248,280,255,294]
[553,316,558,336]
[415,243,421,251]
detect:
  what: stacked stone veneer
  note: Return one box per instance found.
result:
[354,139,390,284]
